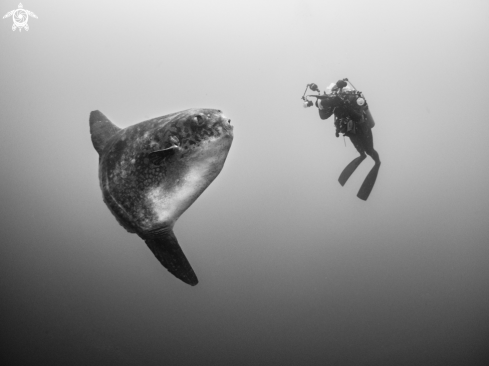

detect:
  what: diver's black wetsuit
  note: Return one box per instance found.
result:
[307,79,381,200]
[316,93,380,165]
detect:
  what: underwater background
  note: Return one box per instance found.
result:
[1,0,488,365]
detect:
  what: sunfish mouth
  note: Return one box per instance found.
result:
[215,110,233,133]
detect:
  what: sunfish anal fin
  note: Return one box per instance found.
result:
[140,228,199,286]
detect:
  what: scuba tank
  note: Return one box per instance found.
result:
[364,107,375,128]
[342,79,376,128]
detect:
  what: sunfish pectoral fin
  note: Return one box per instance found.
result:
[147,146,179,165]
[140,229,199,286]
[147,137,180,165]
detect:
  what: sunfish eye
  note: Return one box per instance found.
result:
[193,114,205,125]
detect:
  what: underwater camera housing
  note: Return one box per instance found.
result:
[301,83,321,108]
[301,78,365,108]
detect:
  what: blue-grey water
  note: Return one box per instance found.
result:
[1,1,488,365]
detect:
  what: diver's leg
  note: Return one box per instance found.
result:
[362,127,380,164]
[338,133,366,186]
[357,128,381,200]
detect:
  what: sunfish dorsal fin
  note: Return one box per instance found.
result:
[89,110,121,155]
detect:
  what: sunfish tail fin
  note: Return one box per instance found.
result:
[140,228,199,286]
[89,110,121,155]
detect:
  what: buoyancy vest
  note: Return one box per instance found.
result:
[318,91,375,130]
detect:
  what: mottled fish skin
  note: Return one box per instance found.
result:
[90,108,233,285]
[98,108,233,234]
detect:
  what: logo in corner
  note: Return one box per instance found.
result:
[3,3,37,32]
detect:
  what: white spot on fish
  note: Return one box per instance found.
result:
[146,141,226,224]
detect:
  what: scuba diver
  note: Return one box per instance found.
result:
[301,79,381,201]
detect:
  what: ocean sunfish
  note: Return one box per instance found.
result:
[89,108,234,286]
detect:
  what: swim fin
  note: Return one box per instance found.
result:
[338,155,366,186]
[357,164,380,201]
